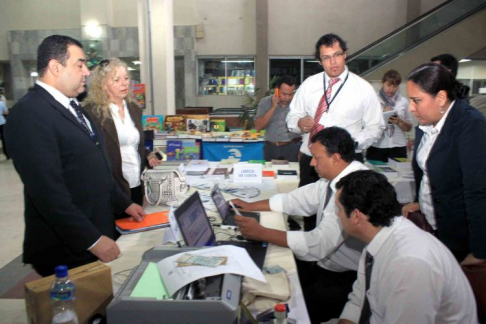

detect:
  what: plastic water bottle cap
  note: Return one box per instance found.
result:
[54,265,68,277]
[274,304,286,312]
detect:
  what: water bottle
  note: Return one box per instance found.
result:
[273,303,287,324]
[50,265,79,324]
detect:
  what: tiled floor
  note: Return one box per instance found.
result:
[0,157,31,285]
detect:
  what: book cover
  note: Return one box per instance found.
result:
[388,157,412,171]
[263,170,275,178]
[271,159,290,168]
[166,140,184,161]
[142,115,164,132]
[249,160,266,165]
[186,115,210,132]
[183,144,201,161]
[210,119,226,132]
[164,115,186,132]
[374,165,399,178]
[131,83,146,109]
[277,170,298,176]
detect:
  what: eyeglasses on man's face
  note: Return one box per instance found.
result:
[320,51,345,62]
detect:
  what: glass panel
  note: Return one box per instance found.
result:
[270,59,301,86]
[198,58,255,96]
[304,59,322,81]
[348,0,486,75]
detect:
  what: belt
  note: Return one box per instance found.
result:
[265,137,302,146]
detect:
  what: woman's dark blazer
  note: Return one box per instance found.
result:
[412,99,486,258]
[84,101,148,198]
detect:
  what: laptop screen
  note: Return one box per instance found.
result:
[211,185,230,221]
[174,191,216,247]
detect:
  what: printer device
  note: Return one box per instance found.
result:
[107,246,241,324]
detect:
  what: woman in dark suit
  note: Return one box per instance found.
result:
[83,58,160,212]
[402,63,486,265]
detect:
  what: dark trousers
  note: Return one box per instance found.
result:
[263,142,301,162]
[296,259,357,323]
[298,154,320,231]
[366,146,407,162]
[0,124,8,159]
[33,257,96,277]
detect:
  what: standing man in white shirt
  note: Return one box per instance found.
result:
[234,127,368,323]
[335,170,477,324]
[286,33,384,231]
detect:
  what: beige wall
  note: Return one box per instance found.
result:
[0,0,80,60]
[175,0,257,55]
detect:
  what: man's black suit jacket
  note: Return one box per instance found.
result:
[412,99,486,259]
[5,85,132,266]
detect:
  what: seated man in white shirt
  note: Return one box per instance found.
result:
[234,126,368,323]
[335,170,477,324]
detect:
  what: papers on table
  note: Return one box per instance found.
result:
[157,245,266,296]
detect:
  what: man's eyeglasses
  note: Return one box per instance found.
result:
[320,52,345,62]
[99,59,110,67]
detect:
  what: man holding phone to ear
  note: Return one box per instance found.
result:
[254,75,301,162]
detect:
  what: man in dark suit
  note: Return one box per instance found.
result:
[5,35,145,276]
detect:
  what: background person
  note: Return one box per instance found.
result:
[366,69,412,162]
[4,35,145,276]
[83,58,160,211]
[254,75,301,162]
[402,63,486,265]
[286,33,384,231]
[335,170,477,324]
[0,100,8,160]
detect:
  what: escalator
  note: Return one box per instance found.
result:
[347,0,486,79]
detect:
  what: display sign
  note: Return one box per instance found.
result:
[233,163,262,183]
[202,142,264,161]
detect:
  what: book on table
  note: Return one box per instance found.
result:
[388,157,412,171]
[116,211,170,234]
[277,169,298,179]
[271,159,290,168]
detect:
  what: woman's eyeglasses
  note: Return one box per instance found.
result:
[99,59,110,67]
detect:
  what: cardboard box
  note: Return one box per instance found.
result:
[25,261,113,324]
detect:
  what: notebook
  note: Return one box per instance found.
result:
[211,184,260,227]
[174,191,267,269]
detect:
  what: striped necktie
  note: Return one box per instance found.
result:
[70,100,95,141]
[308,77,340,148]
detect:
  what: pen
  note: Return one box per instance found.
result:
[228,200,243,216]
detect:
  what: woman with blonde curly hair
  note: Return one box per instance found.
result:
[83,58,160,215]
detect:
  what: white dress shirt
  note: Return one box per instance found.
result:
[286,67,385,156]
[371,94,413,148]
[269,161,368,272]
[109,101,141,188]
[340,216,477,324]
[36,80,93,132]
[416,102,454,229]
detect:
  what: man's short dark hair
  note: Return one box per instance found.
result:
[314,33,348,61]
[310,127,355,162]
[37,35,83,77]
[277,75,297,89]
[430,54,459,77]
[336,170,401,227]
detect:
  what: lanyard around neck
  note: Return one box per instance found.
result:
[323,71,349,111]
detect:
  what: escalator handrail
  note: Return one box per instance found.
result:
[347,0,453,60]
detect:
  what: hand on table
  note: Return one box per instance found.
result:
[231,198,253,212]
[298,116,315,133]
[125,203,146,222]
[90,235,121,262]
[402,202,420,218]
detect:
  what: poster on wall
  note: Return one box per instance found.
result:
[131,84,146,109]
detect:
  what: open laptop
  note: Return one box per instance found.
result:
[174,191,267,269]
[211,184,260,227]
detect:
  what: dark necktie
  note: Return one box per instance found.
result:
[323,182,333,210]
[358,252,374,324]
[69,100,96,141]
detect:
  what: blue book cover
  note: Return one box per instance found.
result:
[182,140,201,160]
[166,140,184,161]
